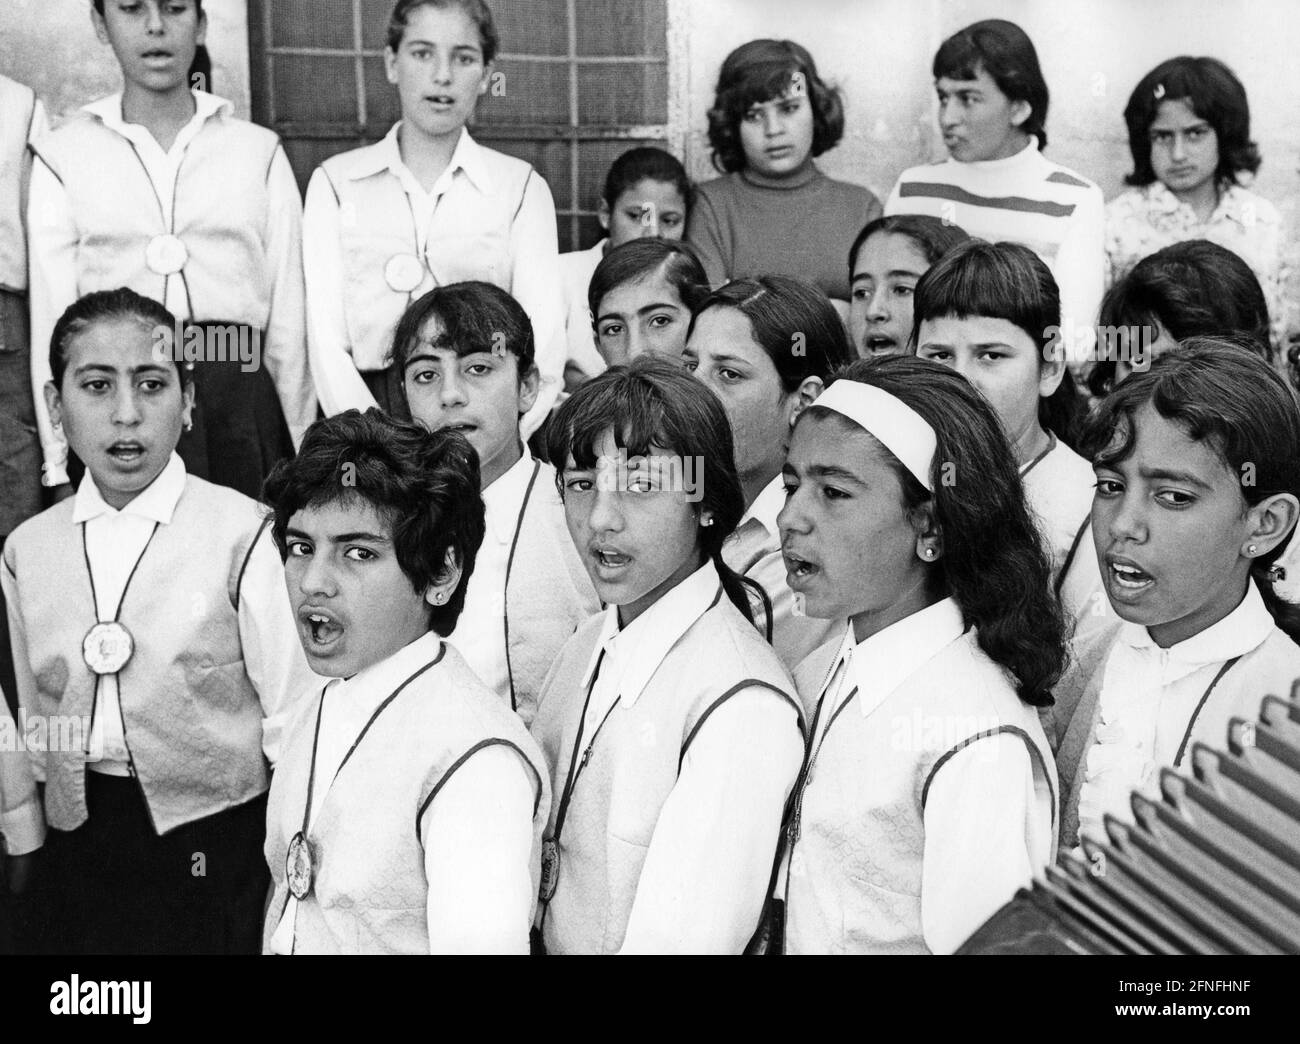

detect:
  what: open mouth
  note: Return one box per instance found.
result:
[783,550,820,587]
[107,441,146,463]
[300,608,345,650]
[863,335,898,355]
[766,145,793,157]
[442,422,477,435]
[425,94,457,107]
[1108,559,1154,592]
[590,547,632,573]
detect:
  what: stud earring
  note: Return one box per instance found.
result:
[1247,544,1258,555]
[701,515,714,527]
[183,420,194,433]
[923,547,936,559]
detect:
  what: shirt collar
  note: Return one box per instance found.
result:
[580,559,724,708]
[73,452,187,525]
[83,89,232,133]
[329,629,445,707]
[824,598,966,718]
[350,123,493,195]
[1144,180,1250,227]
[1118,582,1275,677]
[739,473,786,536]
[482,453,538,543]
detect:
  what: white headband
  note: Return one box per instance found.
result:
[813,380,937,491]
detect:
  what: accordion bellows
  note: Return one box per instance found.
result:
[959,689,1300,955]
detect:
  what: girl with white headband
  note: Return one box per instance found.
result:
[774,355,1064,954]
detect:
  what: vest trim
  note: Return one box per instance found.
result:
[414,736,544,842]
[1172,655,1243,768]
[503,458,542,711]
[678,679,801,771]
[235,517,273,608]
[920,724,1057,826]
[1054,514,1092,599]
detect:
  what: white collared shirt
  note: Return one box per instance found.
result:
[301,123,564,434]
[559,238,608,383]
[28,91,311,485]
[1077,584,1275,844]
[796,598,1049,954]
[572,560,802,952]
[270,630,536,954]
[447,452,535,703]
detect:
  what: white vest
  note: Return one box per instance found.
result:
[3,477,271,833]
[504,459,599,724]
[0,75,37,291]
[530,595,801,954]
[317,141,535,371]
[32,111,281,323]
[263,642,550,954]
[783,629,1057,954]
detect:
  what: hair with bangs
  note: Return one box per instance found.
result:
[934,19,1049,149]
[263,409,485,636]
[1123,56,1259,188]
[690,275,853,389]
[545,354,757,623]
[1082,338,1300,640]
[390,280,535,378]
[706,39,845,174]
[798,355,1066,706]
[1089,240,1270,397]
[587,240,710,330]
[847,214,971,277]
[911,239,1083,448]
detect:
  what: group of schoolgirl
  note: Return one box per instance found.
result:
[2,5,1300,959]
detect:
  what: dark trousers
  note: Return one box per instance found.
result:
[17,775,268,955]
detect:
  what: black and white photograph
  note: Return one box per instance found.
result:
[0,0,1295,1021]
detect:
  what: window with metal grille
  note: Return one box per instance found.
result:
[248,0,670,251]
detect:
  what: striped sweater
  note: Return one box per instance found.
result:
[886,139,1105,364]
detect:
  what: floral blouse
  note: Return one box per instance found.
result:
[1104,181,1289,352]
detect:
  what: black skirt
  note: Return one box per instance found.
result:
[175,321,294,500]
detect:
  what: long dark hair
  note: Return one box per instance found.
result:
[1123,56,1260,189]
[544,354,756,623]
[802,356,1067,707]
[1082,339,1300,642]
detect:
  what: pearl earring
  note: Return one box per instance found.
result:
[923,547,936,559]
[701,515,714,527]
[1247,544,1258,555]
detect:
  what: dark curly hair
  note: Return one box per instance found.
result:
[934,19,1049,149]
[1123,56,1260,189]
[801,356,1067,707]
[390,280,535,376]
[706,39,845,174]
[263,409,485,636]
[1082,339,1300,643]
[545,354,756,624]
[1089,240,1270,398]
